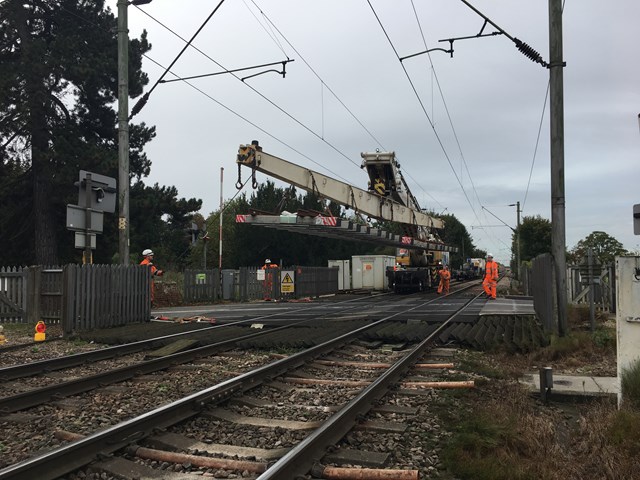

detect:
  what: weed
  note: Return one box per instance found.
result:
[592,327,615,350]
[621,359,640,410]
[607,408,640,452]
[31,346,39,353]
[441,409,535,480]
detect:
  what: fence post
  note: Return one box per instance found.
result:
[25,266,42,324]
[61,264,76,336]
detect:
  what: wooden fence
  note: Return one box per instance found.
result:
[521,254,617,334]
[0,266,28,323]
[63,264,150,334]
[183,269,220,303]
[0,264,150,334]
[2,263,338,332]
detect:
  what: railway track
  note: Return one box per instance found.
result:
[0,285,483,479]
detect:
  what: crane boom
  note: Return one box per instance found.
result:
[237,141,443,230]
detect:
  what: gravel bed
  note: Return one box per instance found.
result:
[0,325,106,367]
[0,352,150,396]
[0,329,467,480]
[0,350,273,470]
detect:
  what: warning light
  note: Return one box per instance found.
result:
[34,321,46,342]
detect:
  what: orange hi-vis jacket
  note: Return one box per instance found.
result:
[485,260,499,281]
[437,268,451,294]
[140,257,161,276]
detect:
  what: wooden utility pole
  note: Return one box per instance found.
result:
[117,0,130,264]
[549,0,567,335]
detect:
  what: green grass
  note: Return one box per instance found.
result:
[441,410,535,480]
[621,359,640,410]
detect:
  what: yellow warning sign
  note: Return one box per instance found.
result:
[280,271,295,293]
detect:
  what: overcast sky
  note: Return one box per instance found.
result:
[108,0,639,264]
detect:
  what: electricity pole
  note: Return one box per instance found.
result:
[118,0,152,265]
[117,0,130,264]
[549,0,567,335]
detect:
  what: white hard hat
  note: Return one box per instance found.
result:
[143,249,154,256]
[265,258,271,263]
[487,253,493,257]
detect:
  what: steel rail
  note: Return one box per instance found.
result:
[0,295,393,413]
[0,291,392,381]
[258,292,485,479]
[0,291,459,480]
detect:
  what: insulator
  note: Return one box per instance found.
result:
[514,38,547,67]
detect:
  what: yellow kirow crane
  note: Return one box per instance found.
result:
[236,141,457,292]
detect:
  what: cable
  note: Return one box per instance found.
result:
[408,0,485,224]
[129,0,227,120]
[366,0,479,227]
[247,0,388,154]
[522,81,550,212]
[134,5,361,172]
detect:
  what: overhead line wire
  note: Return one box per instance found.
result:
[133,5,362,171]
[408,0,486,227]
[248,1,446,211]
[55,4,354,185]
[365,1,479,224]
[248,0,388,153]
[522,81,550,212]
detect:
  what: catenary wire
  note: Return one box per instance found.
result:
[366,1,481,228]
[408,0,487,231]
[133,5,362,171]
[247,0,446,211]
[56,4,359,186]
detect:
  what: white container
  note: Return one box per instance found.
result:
[328,260,351,290]
[351,255,395,290]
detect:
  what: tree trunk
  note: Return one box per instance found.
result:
[16,2,59,265]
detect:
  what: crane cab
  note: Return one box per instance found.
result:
[361,151,404,199]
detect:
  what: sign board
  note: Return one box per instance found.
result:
[280,270,295,293]
[257,269,265,281]
[634,204,640,235]
[196,273,207,284]
[74,232,96,249]
[66,205,104,233]
[77,170,117,213]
